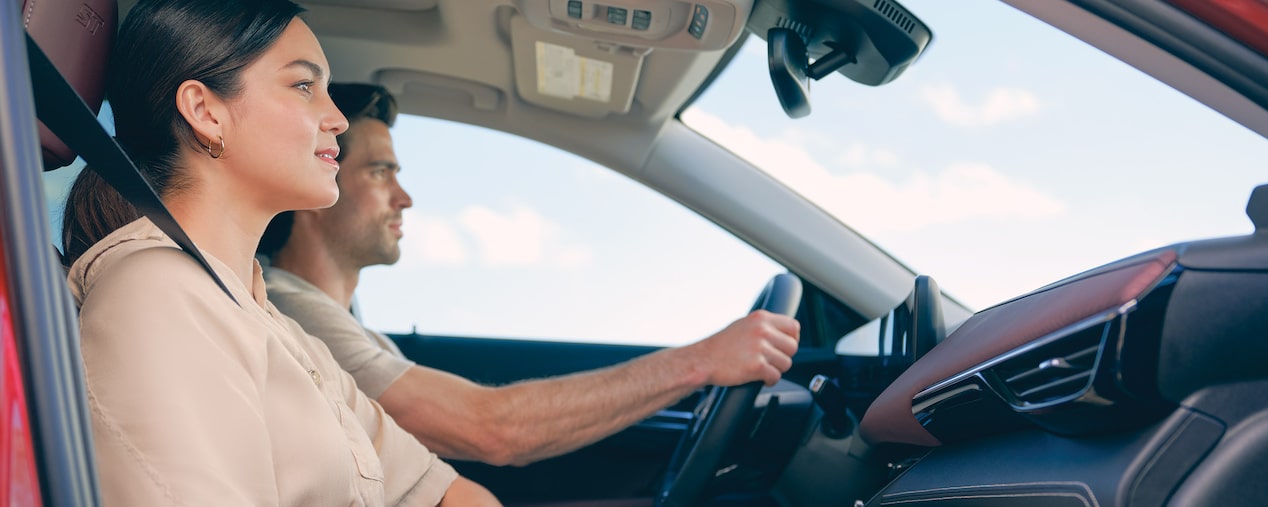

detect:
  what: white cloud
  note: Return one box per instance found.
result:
[827,163,1066,233]
[920,83,1041,127]
[552,245,594,267]
[874,150,900,167]
[681,108,1065,234]
[401,210,468,266]
[765,129,901,171]
[401,204,594,268]
[684,108,825,184]
[837,142,901,169]
[459,205,550,266]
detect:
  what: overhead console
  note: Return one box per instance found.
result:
[517,0,754,51]
[507,0,751,118]
[511,0,932,119]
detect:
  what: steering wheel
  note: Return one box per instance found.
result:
[655,273,802,507]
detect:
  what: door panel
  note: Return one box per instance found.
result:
[391,333,689,502]
[391,334,664,386]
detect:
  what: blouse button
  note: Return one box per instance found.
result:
[308,369,322,386]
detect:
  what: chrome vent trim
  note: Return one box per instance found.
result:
[915,307,1122,401]
[991,321,1107,407]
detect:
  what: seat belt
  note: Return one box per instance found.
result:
[26,33,240,306]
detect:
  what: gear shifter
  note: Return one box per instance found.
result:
[809,375,854,438]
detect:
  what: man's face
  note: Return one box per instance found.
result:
[316,118,412,269]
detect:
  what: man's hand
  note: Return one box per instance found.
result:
[688,310,801,387]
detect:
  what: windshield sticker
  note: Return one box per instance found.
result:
[536,41,613,102]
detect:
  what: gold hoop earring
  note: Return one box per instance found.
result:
[206,135,225,159]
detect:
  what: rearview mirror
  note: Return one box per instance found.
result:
[768,28,811,118]
[752,0,932,119]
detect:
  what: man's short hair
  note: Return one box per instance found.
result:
[257,83,399,258]
[331,82,398,136]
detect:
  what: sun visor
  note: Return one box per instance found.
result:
[510,15,648,118]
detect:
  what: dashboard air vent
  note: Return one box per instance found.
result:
[991,320,1108,407]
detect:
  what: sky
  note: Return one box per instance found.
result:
[683,0,1268,311]
[44,0,1268,347]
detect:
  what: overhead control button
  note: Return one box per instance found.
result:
[689,4,708,39]
[632,9,651,30]
[607,6,628,25]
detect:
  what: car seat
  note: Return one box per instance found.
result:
[23,0,116,170]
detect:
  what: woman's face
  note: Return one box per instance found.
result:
[221,19,348,214]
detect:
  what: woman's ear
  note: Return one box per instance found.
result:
[174,79,226,148]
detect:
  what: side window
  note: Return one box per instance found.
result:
[41,108,863,349]
[44,162,82,246]
[44,103,112,251]
[355,115,788,347]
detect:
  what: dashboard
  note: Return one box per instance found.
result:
[861,249,1178,446]
[842,191,1268,506]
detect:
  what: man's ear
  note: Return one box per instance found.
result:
[174,79,227,148]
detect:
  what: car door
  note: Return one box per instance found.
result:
[5,0,114,503]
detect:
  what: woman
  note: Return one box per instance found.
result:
[62,0,498,504]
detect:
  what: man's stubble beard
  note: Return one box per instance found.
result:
[361,217,403,269]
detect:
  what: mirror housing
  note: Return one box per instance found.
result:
[752,0,932,118]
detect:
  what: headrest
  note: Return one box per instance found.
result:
[23,0,117,171]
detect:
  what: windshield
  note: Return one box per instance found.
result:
[683,0,1268,310]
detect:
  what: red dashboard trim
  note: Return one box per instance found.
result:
[859,250,1178,446]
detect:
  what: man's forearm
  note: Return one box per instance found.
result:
[479,344,709,465]
[378,310,798,467]
[380,344,708,467]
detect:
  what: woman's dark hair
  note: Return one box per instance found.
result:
[61,169,138,266]
[257,82,398,258]
[61,0,304,266]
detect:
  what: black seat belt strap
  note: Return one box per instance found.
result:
[26,34,240,306]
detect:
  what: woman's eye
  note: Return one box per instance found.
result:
[296,81,314,93]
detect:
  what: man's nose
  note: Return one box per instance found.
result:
[394,182,413,209]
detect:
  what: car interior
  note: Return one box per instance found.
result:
[6,0,1268,506]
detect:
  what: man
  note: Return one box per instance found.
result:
[258,83,801,467]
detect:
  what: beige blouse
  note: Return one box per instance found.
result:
[68,218,457,506]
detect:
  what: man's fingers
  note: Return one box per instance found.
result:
[767,331,799,358]
[763,364,782,386]
[763,343,794,372]
[765,313,801,339]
